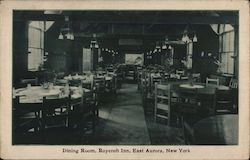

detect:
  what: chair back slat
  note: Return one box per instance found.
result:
[206,77,219,86]
[154,83,171,125]
[214,88,233,114]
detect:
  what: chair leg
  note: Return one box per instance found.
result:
[94,105,99,124]
[92,113,96,134]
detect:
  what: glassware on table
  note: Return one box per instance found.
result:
[42,82,49,89]
[27,83,31,90]
[48,82,54,89]
[64,83,70,95]
[188,73,194,86]
[78,85,83,95]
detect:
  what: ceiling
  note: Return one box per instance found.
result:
[14,10,238,53]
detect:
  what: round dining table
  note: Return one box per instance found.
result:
[170,82,231,116]
[193,114,238,145]
[14,85,90,103]
[171,82,230,95]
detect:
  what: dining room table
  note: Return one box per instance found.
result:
[64,74,113,83]
[192,114,238,145]
[171,81,230,95]
[169,81,231,116]
[14,85,90,103]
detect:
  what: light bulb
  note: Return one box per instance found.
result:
[193,35,198,42]
[71,33,74,40]
[58,32,63,40]
[94,43,99,48]
[66,33,71,39]
[162,44,167,49]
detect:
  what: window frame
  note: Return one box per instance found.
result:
[219,25,235,74]
[27,21,45,71]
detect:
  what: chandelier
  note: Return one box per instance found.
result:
[58,16,74,40]
[181,25,198,43]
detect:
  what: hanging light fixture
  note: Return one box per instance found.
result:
[182,25,198,43]
[168,45,172,50]
[193,34,198,42]
[58,32,63,40]
[94,43,99,48]
[65,32,71,40]
[183,34,190,43]
[162,43,167,49]
[182,34,188,42]
[58,15,74,40]
[69,32,74,40]
[156,45,161,49]
[181,34,185,42]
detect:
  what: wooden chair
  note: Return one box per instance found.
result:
[68,95,83,127]
[206,77,219,86]
[84,89,99,125]
[42,96,70,130]
[93,77,106,92]
[69,92,96,135]
[176,70,185,76]
[55,79,68,86]
[150,76,161,93]
[141,75,149,105]
[192,73,201,82]
[13,96,42,143]
[176,87,201,125]
[69,79,82,87]
[105,76,115,94]
[154,83,171,125]
[228,78,238,113]
[93,76,106,103]
[82,82,92,90]
[111,76,117,94]
[42,95,96,144]
[19,78,38,88]
[213,88,233,115]
[173,88,203,141]
[229,78,238,89]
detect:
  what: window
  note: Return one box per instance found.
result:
[28,21,45,71]
[186,42,193,69]
[219,24,235,74]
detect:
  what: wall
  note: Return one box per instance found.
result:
[13,21,28,85]
[192,25,219,81]
[44,22,73,73]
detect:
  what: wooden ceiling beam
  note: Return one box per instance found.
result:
[14,12,238,25]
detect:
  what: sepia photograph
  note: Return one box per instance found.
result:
[12,9,239,145]
[0,0,249,159]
